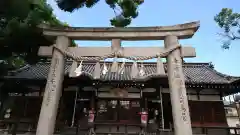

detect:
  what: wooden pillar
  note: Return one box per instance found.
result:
[159,87,165,129]
[36,36,69,135]
[164,35,192,135]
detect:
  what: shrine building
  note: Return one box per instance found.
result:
[0,21,240,135]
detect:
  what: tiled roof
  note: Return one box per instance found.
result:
[4,61,235,84]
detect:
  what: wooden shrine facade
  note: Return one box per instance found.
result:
[1,62,240,135]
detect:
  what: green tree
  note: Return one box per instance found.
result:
[0,0,75,75]
[56,0,144,27]
[214,8,240,49]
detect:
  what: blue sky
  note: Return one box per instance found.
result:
[47,0,240,76]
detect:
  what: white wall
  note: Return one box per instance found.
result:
[225,107,240,128]
[226,117,240,134]
[227,117,239,127]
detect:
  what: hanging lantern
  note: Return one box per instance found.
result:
[88,110,95,123]
[4,108,11,119]
[140,111,148,127]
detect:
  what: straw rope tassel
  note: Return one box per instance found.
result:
[69,61,78,77]
[119,59,125,74]
[102,62,108,75]
[111,57,118,72]
[139,62,145,77]
[93,61,101,79]
[75,61,83,76]
[131,61,139,78]
[157,56,166,75]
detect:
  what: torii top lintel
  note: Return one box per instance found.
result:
[40,21,200,40]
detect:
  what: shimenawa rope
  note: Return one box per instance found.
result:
[53,45,181,61]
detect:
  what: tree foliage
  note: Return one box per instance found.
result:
[0,0,75,75]
[214,8,240,49]
[56,0,144,27]
[0,0,142,75]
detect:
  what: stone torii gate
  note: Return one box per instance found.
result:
[37,21,200,135]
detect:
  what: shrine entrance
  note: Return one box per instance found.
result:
[95,99,141,124]
[36,21,200,135]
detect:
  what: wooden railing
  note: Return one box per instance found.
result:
[87,122,145,135]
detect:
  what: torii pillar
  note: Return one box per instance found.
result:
[165,35,192,135]
[36,36,69,135]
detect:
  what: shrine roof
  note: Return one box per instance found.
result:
[4,61,238,84]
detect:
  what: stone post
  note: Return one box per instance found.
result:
[111,39,121,51]
[110,39,121,72]
[164,35,192,135]
[36,36,69,135]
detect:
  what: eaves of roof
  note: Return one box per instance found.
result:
[3,61,235,85]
